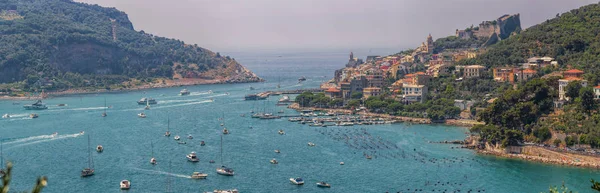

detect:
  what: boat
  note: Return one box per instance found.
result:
[188,134,193,139]
[249,86,255,90]
[216,135,234,176]
[187,152,200,162]
[120,180,131,190]
[52,132,58,137]
[2,114,9,119]
[57,104,66,107]
[278,130,285,135]
[274,149,280,153]
[23,100,48,110]
[278,110,284,114]
[29,114,38,119]
[138,113,146,118]
[180,89,190,96]
[209,160,215,163]
[270,158,278,164]
[137,97,157,105]
[81,134,95,177]
[340,162,344,165]
[244,94,266,100]
[259,113,281,119]
[165,117,171,137]
[290,177,304,185]
[102,98,107,117]
[211,189,239,193]
[308,142,316,147]
[191,172,208,179]
[178,141,187,144]
[96,145,103,153]
[150,141,157,165]
[222,128,229,135]
[298,76,306,82]
[366,155,372,159]
[278,95,290,102]
[316,181,331,188]
[200,141,205,146]
[174,135,181,141]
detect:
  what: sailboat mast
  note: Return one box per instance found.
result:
[104,98,106,114]
[87,134,92,168]
[167,117,170,132]
[151,141,154,157]
[1,141,3,167]
[220,135,223,164]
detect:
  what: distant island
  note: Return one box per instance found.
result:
[0,0,262,98]
[293,3,600,169]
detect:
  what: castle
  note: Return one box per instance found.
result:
[455,14,521,40]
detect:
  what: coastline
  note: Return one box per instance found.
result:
[477,145,600,169]
[0,78,262,100]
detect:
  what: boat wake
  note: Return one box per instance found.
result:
[158,99,201,104]
[47,107,107,112]
[152,100,213,110]
[203,93,227,98]
[190,91,213,96]
[132,168,191,179]
[5,132,84,150]
[4,134,57,145]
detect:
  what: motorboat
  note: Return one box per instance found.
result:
[2,114,9,119]
[187,152,199,162]
[120,180,131,190]
[178,141,187,144]
[244,94,266,100]
[150,157,157,165]
[278,130,285,135]
[138,113,146,118]
[222,128,229,135]
[23,100,48,110]
[144,105,150,110]
[366,155,372,159]
[290,177,304,185]
[307,142,316,147]
[209,160,215,163]
[101,112,107,117]
[174,135,181,140]
[96,145,103,153]
[340,162,344,165]
[274,149,280,153]
[298,76,306,82]
[137,98,157,105]
[200,141,205,146]
[212,189,239,193]
[316,181,331,188]
[57,104,66,107]
[278,110,284,114]
[270,158,278,164]
[191,172,208,179]
[216,166,234,176]
[165,131,171,137]
[180,89,190,96]
[187,134,193,139]
[278,95,290,102]
[52,132,58,137]
[29,114,38,119]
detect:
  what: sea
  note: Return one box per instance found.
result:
[0,48,598,193]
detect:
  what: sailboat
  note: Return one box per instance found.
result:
[102,98,107,117]
[216,135,234,176]
[165,117,171,137]
[81,134,95,177]
[0,142,5,178]
[145,100,151,110]
[150,141,157,165]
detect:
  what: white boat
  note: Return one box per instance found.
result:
[274,149,280,153]
[211,189,239,193]
[340,162,344,165]
[174,135,181,141]
[191,172,208,179]
[120,180,131,190]
[180,89,190,96]
[222,128,229,135]
[308,142,316,147]
[187,152,199,162]
[216,135,234,176]
[144,99,151,110]
[165,117,171,137]
[81,135,94,177]
[316,181,331,188]
[278,95,290,102]
[29,114,38,118]
[290,177,304,185]
[96,145,103,153]
[187,134,193,139]
[278,130,285,135]
[270,158,278,164]
[150,141,157,165]
[150,157,157,165]
[52,132,58,137]
[138,113,146,118]
[2,114,9,119]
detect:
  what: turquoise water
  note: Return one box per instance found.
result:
[0,50,599,193]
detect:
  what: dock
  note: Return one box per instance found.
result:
[255,88,323,99]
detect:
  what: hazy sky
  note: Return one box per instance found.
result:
[77,0,597,52]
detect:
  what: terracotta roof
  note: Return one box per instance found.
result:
[405,73,415,78]
[561,77,583,81]
[595,85,600,89]
[522,69,536,74]
[415,72,426,75]
[564,69,584,74]
[325,87,341,92]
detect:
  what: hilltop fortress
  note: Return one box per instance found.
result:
[456,14,521,41]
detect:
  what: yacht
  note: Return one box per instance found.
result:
[244,94,266,100]
[211,189,239,193]
[174,135,181,141]
[278,110,284,114]
[278,130,285,135]
[274,149,280,153]
[209,160,215,163]
[316,181,331,188]
[2,114,9,119]
[270,158,278,164]
[144,105,150,110]
[165,131,171,137]
[298,76,306,82]
[29,114,38,119]
[187,152,200,162]
[81,135,94,177]
[216,166,234,176]
[180,89,191,96]
[102,98,107,117]
[150,141,157,165]
[200,141,205,146]
[120,180,131,190]
[278,95,290,102]
[96,145,103,153]
[150,157,157,165]
[290,177,304,185]
[138,113,146,118]
[340,162,345,165]
[165,118,171,137]
[366,155,373,159]
[222,128,229,135]
[137,98,157,105]
[23,100,48,110]
[308,142,316,147]
[187,134,193,139]
[191,172,208,179]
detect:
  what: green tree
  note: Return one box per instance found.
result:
[553,139,562,147]
[578,86,596,113]
[565,81,582,100]
[350,92,363,99]
[346,99,361,109]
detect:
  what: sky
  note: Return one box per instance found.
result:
[76,0,597,52]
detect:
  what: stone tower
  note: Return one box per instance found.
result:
[426,34,434,53]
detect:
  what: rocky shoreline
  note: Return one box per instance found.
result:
[477,145,600,169]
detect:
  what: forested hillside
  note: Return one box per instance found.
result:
[0,0,261,91]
